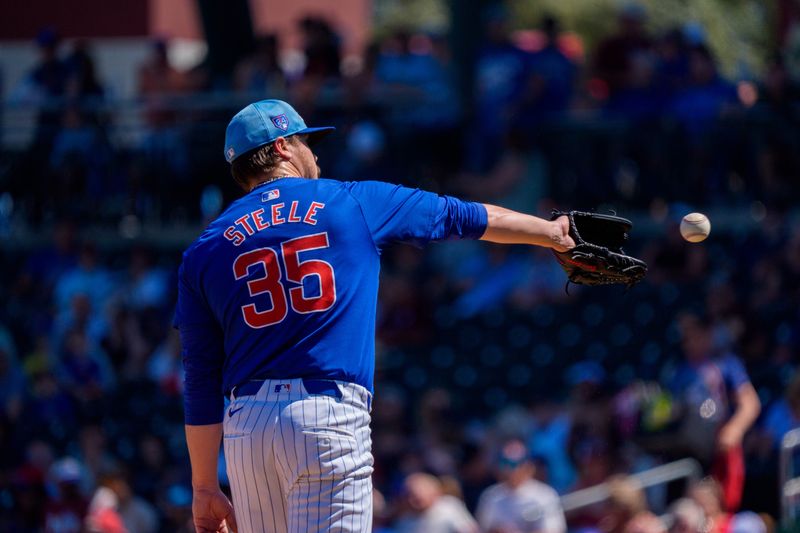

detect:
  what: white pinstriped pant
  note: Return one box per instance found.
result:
[223,378,374,533]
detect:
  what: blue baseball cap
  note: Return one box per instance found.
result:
[224,99,335,163]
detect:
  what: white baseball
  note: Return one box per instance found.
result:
[680,212,711,243]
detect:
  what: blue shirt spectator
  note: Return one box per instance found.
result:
[474,44,530,136]
[669,45,737,140]
[762,371,800,449]
[376,31,459,128]
[667,352,750,421]
[517,17,576,125]
[54,244,114,320]
[13,28,68,105]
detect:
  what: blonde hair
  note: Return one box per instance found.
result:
[608,475,648,514]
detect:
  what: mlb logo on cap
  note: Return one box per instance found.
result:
[224,99,335,163]
[271,114,289,131]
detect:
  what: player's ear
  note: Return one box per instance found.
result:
[272,136,293,160]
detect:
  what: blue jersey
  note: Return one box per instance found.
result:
[176,178,487,425]
[667,353,750,423]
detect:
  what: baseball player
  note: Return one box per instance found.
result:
[177,99,575,533]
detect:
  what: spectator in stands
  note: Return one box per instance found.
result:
[58,45,109,196]
[470,5,532,171]
[49,105,112,200]
[76,425,118,493]
[159,484,194,532]
[458,440,495,512]
[64,40,104,103]
[19,28,68,103]
[527,400,576,494]
[24,221,78,294]
[5,447,50,531]
[370,387,413,489]
[233,34,286,95]
[669,45,737,141]
[335,119,397,182]
[20,369,77,446]
[759,54,800,110]
[567,439,615,528]
[52,293,106,363]
[58,328,115,404]
[567,363,617,475]
[101,470,159,533]
[667,39,739,202]
[100,307,145,378]
[666,313,760,511]
[667,498,706,533]
[132,434,170,500]
[518,16,576,128]
[655,29,689,93]
[686,478,769,533]
[418,388,461,459]
[137,39,187,99]
[458,128,550,217]
[594,4,653,99]
[0,344,24,423]
[729,511,768,533]
[136,39,190,180]
[375,30,459,131]
[121,246,169,312]
[761,369,800,450]
[449,246,537,319]
[14,28,69,147]
[147,329,183,394]
[604,46,663,121]
[755,54,800,205]
[44,457,89,533]
[54,243,113,321]
[85,485,127,533]
[299,16,341,80]
[476,439,566,533]
[394,472,479,533]
[595,475,665,533]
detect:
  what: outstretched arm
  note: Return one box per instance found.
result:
[718,382,761,451]
[480,204,575,252]
[186,423,238,533]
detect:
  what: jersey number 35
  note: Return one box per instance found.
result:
[232,232,336,328]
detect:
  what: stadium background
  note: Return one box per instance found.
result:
[1,0,799,531]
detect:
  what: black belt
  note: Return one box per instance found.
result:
[232,378,343,400]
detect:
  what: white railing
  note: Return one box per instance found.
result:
[782,428,800,525]
[560,458,702,512]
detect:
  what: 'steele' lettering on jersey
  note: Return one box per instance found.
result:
[271,203,286,225]
[288,201,302,223]
[236,214,256,236]
[224,226,246,246]
[252,208,270,231]
[223,200,327,246]
[304,202,325,225]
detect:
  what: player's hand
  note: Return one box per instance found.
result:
[551,216,576,253]
[192,486,238,533]
[717,422,743,451]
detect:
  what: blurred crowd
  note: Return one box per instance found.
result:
[2,2,800,532]
[4,5,800,227]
